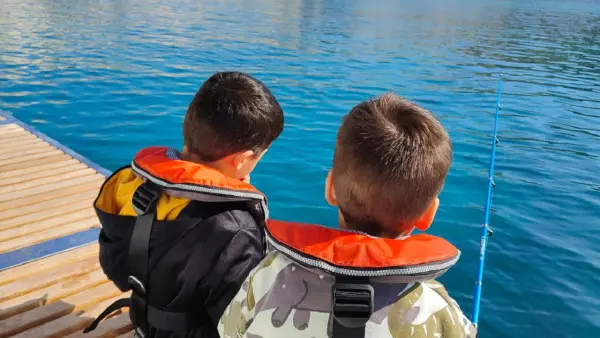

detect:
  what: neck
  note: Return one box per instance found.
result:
[180,148,233,177]
[337,210,414,238]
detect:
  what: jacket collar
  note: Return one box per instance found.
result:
[131,146,268,218]
[266,219,460,282]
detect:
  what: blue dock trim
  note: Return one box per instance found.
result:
[0,111,110,271]
[0,228,101,272]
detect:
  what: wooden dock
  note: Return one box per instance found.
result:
[0,112,133,337]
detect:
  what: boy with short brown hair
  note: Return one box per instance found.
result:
[330,93,452,238]
[86,71,283,338]
[219,93,476,338]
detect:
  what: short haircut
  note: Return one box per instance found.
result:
[333,93,452,237]
[183,72,284,161]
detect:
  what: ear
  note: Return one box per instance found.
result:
[415,198,439,231]
[232,150,255,170]
[324,170,338,206]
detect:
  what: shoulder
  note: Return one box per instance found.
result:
[223,252,296,320]
[383,281,476,337]
[99,166,138,194]
[425,281,476,336]
[185,201,262,230]
[245,252,294,291]
[252,252,291,276]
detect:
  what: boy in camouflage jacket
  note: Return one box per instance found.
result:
[219,93,477,338]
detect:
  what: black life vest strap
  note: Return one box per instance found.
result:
[84,297,199,334]
[84,182,160,335]
[331,277,374,338]
[128,182,160,335]
[83,298,131,333]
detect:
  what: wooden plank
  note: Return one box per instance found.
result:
[115,331,134,338]
[0,244,98,286]
[0,180,102,212]
[0,269,107,320]
[0,124,21,131]
[0,199,95,230]
[0,145,57,161]
[0,123,24,131]
[64,313,133,338]
[0,124,30,133]
[0,207,97,241]
[9,313,93,338]
[0,190,98,223]
[0,127,27,138]
[0,126,31,135]
[0,172,102,203]
[0,161,89,190]
[84,293,130,319]
[0,158,77,180]
[0,141,53,156]
[0,216,100,253]
[0,162,86,187]
[0,167,97,196]
[0,300,75,338]
[0,131,31,141]
[0,282,128,337]
[61,283,124,313]
[0,173,103,207]
[0,126,41,136]
[0,208,97,239]
[0,130,24,139]
[0,256,100,302]
[3,136,43,148]
[8,290,129,338]
[0,149,63,167]
[0,153,72,172]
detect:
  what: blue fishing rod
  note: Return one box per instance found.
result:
[472,74,503,328]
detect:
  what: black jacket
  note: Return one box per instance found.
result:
[92,147,268,338]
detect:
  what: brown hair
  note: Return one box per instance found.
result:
[332,93,452,237]
[183,72,284,161]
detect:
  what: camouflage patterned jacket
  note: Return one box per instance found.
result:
[219,220,477,338]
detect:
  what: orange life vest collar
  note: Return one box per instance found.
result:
[266,219,460,281]
[131,147,268,217]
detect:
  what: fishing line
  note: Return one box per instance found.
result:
[472,74,503,328]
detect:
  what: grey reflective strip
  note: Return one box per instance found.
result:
[165,148,179,160]
[132,161,264,200]
[131,160,269,220]
[266,231,460,278]
[128,275,146,294]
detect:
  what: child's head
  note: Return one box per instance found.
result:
[182,71,284,181]
[325,93,452,238]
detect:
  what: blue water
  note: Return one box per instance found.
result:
[1,0,599,336]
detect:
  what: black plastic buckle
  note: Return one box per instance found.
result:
[128,275,147,296]
[332,283,374,328]
[134,326,147,338]
[132,183,160,216]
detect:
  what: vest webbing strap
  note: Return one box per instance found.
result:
[332,320,366,338]
[84,183,160,335]
[129,212,154,287]
[127,183,161,335]
[331,277,374,338]
[84,298,131,333]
